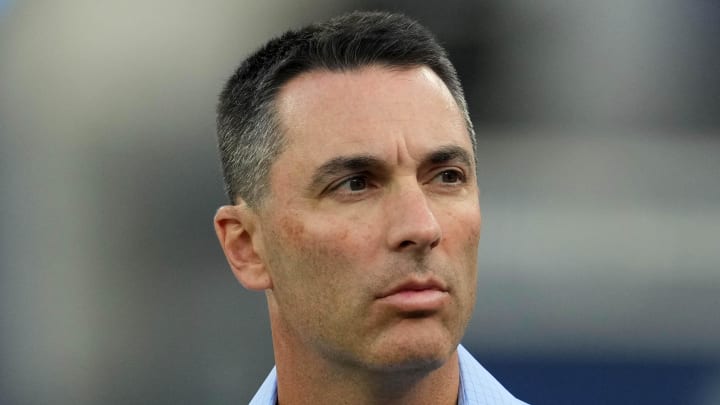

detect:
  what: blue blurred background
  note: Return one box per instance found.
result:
[1,1,719,404]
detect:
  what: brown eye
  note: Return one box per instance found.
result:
[439,170,463,184]
[347,176,367,191]
[327,174,376,200]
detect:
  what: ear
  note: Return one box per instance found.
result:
[213,204,272,291]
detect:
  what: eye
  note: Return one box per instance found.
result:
[433,169,465,184]
[344,176,367,191]
[330,175,370,194]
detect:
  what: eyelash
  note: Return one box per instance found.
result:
[329,174,373,194]
[327,168,467,197]
[431,169,466,185]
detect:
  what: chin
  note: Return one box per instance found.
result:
[382,353,448,373]
[363,328,458,373]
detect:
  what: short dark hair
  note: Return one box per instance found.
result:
[216,10,474,207]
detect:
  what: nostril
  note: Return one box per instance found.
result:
[399,240,414,248]
[397,238,440,250]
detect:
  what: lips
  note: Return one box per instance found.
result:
[376,277,449,313]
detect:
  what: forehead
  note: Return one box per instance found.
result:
[272,65,472,175]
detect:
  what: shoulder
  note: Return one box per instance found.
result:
[457,345,531,405]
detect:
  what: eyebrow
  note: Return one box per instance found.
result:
[308,144,474,192]
[425,145,474,169]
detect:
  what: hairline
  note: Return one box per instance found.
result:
[250,62,476,211]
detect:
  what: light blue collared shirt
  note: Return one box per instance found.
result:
[248,345,529,404]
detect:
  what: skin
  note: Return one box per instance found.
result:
[215,65,482,404]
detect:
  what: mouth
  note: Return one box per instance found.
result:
[375,277,449,313]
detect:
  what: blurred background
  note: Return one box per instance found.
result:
[1,1,718,404]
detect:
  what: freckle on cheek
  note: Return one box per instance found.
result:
[277,215,306,244]
[338,228,350,241]
[273,214,351,259]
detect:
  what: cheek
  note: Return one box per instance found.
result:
[273,210,376,260]
[265,211,374,331]
[440,202,481,247]
[263,212,378,309]
[441,204,481,291]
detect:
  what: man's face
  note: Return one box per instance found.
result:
[256,65,481,372]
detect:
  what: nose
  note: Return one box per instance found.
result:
[385,183,442,253]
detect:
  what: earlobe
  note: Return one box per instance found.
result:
[213,204,272,291]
